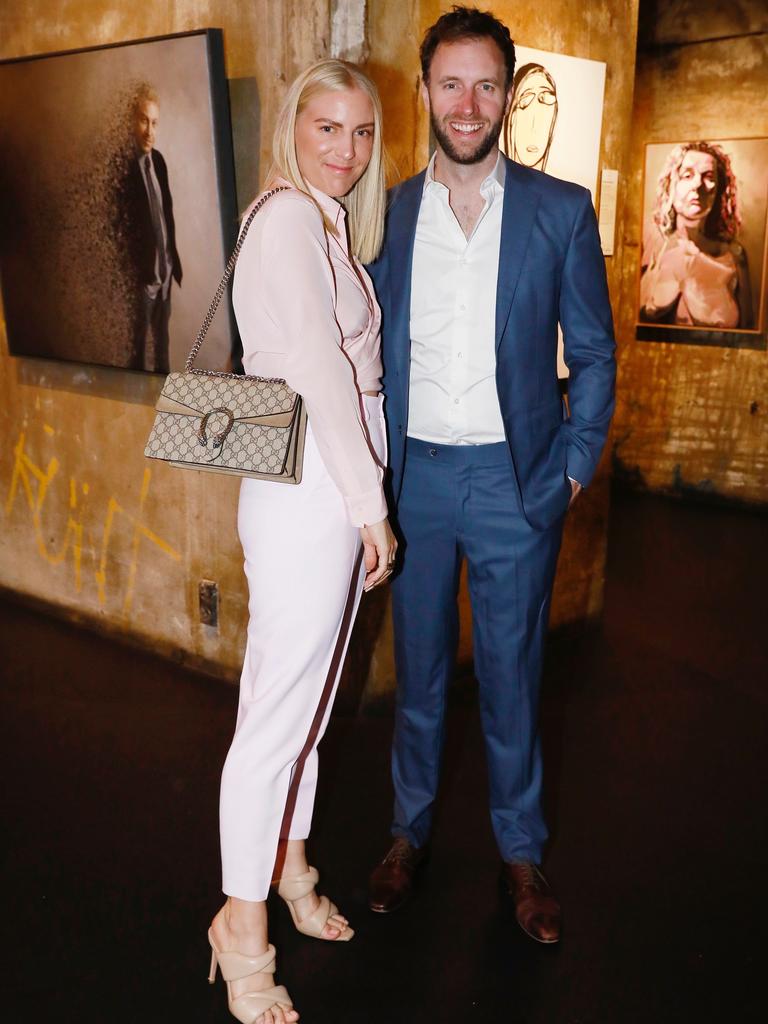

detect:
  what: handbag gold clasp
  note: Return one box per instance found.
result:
[198,407,235,449]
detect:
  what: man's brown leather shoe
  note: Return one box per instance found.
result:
[368,837,427,913]
[501,862,561,943]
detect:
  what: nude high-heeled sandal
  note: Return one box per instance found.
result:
[276,866,354,941]
[208,929,294,1023]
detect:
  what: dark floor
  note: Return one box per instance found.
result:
[1,485,766,1023]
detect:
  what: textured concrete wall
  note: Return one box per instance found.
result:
[613,1,768,502]
[0,0,331,679]
[639,0,767,46]
[1,0,640,704]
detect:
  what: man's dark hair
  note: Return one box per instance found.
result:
[420,5,516,90]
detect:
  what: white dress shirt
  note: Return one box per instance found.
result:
[408,151,506,445]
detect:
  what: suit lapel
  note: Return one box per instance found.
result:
[495,156,541,352]
[387,172,425,386]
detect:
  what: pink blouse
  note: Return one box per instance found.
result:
[232,182,387,527]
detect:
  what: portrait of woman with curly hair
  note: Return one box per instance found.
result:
[639,141,754,330]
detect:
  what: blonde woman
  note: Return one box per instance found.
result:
[208,60,396,1024]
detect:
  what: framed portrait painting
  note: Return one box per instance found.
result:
[636,138,768,350]
[0,29,237,373]
[499,45,606,378]
[500,44,606,202]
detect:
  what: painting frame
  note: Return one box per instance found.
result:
[498,44,607,381]
[0,28,239,374]
[635,136,768,351]
[500,44,606,203]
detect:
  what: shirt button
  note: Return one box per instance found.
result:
[454,398,460,404]
[429,448,438,457]
[457,352,463,359]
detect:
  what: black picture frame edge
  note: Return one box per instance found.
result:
[203,29,243,374]
[635,325,767,351]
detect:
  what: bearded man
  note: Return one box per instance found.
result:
[366,6,616,943]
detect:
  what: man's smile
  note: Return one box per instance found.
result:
[449,120,484,135]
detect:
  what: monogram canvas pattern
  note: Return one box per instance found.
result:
[145,370,305,481]
[145,413,295,475]
[162,371,298,418]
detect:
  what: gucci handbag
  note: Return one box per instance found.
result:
[144,187,307,483]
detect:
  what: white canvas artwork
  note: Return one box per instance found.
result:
[502,44,606,201]
[501,45,607,376]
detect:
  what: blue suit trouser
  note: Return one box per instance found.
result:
[390,437,564,863]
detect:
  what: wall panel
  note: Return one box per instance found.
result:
[613,2,768,502]
[1,0,642,702]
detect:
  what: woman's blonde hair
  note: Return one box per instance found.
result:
[266,59,385,264]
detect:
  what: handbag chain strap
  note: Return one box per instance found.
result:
[184,186,290,377]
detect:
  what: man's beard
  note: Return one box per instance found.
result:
[430,110,505,165]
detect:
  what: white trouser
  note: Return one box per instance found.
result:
[220,393,386,901]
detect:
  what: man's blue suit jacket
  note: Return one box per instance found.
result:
[367,154,616,532]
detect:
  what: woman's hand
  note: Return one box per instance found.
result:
[360,517,398,592]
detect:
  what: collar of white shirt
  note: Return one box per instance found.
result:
[423,148,506,197]
[306,180,346,232]
[272,176,346,233]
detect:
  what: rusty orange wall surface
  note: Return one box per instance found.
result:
[0,0,331,679]
[1,0,640,704]
[613,1,768,502]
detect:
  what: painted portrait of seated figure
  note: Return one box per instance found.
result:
[640,142,753,330]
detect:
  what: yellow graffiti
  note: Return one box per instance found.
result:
[5,427,181,611]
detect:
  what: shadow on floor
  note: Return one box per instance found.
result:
[1,485,766,1022]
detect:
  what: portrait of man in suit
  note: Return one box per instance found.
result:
[116,83,183,373]
[0,31,237,372]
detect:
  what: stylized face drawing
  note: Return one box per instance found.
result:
[672,150,718,226]
[508,67,557,170]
